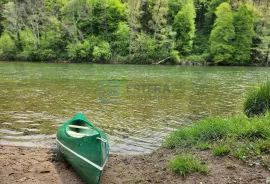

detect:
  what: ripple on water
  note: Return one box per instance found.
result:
[2,122,12,125]
[0,129,23,135]
[16,120,34,123]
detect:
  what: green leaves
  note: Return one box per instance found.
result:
[0,32,16,58]
[173,2,196,56]
[209,2,234,64]
[93,41,112,61]
[0,0,268,64]
[233,4,257,64]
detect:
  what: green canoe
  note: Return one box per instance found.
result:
[56,113,109,184]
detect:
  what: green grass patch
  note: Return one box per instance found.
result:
[212,145,230,156]
[168,154,208,177]
[232,145,249,160]
[244,80,270,117]
[195,141,211,150]
[163,113,270,161]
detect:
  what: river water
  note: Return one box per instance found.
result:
[0,62,269,153]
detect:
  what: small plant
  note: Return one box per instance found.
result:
[244,80,270,117]
[258,139,270,153]
[225,161,233,169]
[232,146,248,160]
[261,155,270,169]
[168,154,208,177]
[212,145,230,156]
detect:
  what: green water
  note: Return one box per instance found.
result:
[0,62,269,153]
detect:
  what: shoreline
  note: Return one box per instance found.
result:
[1,145,269,184]
[0,60,269,67]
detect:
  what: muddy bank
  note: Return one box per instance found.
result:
[0,145,269,184]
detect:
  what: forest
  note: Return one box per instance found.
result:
[0,0,269,65]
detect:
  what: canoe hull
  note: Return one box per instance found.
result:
[56,113,109,184]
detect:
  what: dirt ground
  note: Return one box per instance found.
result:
[0,145,269,184]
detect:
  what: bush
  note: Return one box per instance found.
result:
[185,54,206,63]
[244,80,270,117]
[93,41,112,61]
[170,50,181,64]
[168,154,208,176]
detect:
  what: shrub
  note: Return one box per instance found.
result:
[93,41,112,61]
[244,80,270,117]
[185,55,206,63]
[168,154,208,176]
[171,50,181,64]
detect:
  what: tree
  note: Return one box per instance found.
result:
[173,2,196,56]
[233,4,257,64]
[0,0,9,36]
[253,0,270,65]
[113,22,130,56]
[2,1,25,50]
[127,0,144,55]
[168,0,184,24]
[18,28,37,59]
[204,0,226,33]
[150,0,168,40]
[0,32,16,58]
[209,2,234,64]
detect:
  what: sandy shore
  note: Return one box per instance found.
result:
[0,145,269,184]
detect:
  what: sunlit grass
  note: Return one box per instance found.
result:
[163,113,270,161]
[168,154,208,176]
[212,145,230,156]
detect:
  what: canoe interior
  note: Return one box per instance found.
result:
[66,119,99,137]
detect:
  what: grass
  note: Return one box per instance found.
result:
[212,145,230,156]
[165,80,270,176]
[168,154,208,177]
[195,141,211,150]
[163,113,270,149]
[244,80,270,117]
[128,176,150,184]
[164,113,270,173]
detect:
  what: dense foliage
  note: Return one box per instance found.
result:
[0,0,269,65]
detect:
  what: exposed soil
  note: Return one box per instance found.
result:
[0,145,269,184]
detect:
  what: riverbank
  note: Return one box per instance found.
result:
[0,145,269,184]
[1,60,269,66]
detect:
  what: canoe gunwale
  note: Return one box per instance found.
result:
[56,137,107,171]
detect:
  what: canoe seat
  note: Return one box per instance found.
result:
[69,125,92,130]
[66,130,89,138]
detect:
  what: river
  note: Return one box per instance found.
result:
[0,62,269,153]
